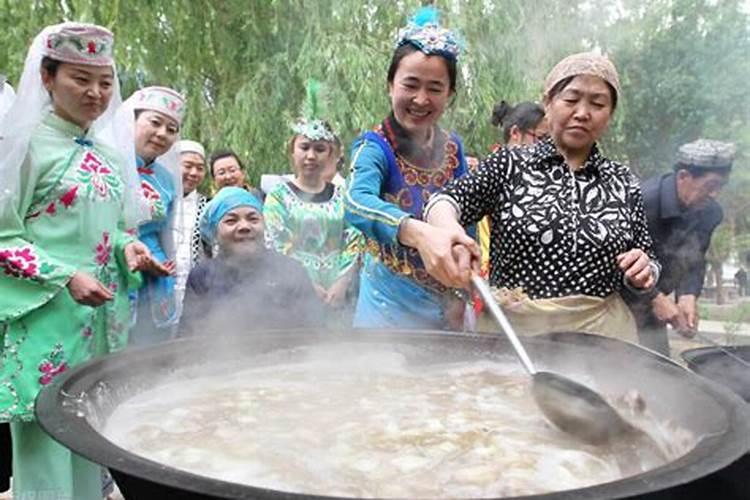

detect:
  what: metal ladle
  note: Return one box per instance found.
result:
[472,275,646,446]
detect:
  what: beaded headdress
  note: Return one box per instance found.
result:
[395,6,462,61]
[44,22,114,67]
[291,79,336,143]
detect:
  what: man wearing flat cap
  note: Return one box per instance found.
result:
[625,139,736,355]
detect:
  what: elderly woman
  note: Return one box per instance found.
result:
[179,187,321,336]
[424,52,658,341]
[0,22,166,499]
[125,86,185,345]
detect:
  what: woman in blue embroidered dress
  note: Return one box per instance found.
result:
[344,7,478,330]
[126,86,184,345]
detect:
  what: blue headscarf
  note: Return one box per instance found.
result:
[200,187,263,244]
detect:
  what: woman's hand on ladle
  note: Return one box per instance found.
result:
[398,218,479,288]
[617,249,655,289]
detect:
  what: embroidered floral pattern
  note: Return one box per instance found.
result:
[141,180,166,219]
[95,232,112,266]
[0,246,41,279]
[38,343,68,385]
[77,151,122,200]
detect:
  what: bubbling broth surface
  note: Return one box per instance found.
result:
[103,345,696,497]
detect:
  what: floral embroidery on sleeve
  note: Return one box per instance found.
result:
[38,343,68,385]
[0,246,42,279]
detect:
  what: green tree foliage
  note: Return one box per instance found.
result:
[1,0,748,273]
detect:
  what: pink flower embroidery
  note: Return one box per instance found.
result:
[79,152,112,197]
[0,247,39,279]
[38,344,68,385]
[46,202,57,215]
[60,185,78,208]
[95,232,112,266]
[141,181,160,201]
[87,41,97,54]
[82,326,93,338]
[39,360,68,385]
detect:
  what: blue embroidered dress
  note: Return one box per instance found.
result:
[344,116,468,329]
[131,156,177,344]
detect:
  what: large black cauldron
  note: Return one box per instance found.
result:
[36,330,750,499]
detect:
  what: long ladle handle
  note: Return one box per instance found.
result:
[471,275,536,375]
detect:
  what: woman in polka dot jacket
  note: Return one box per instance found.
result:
[424,52,660,343]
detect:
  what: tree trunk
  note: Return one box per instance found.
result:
[714,263,725,305]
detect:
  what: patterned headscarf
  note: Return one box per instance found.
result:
[544,52,621,103]
[200,187,263,244]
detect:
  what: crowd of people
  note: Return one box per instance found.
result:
[0,6,738,500]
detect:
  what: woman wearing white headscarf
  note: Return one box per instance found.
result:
[121,85,185,345]
[0,22,167,499]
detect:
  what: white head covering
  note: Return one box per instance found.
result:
[0,22,148,228]
[0,77,15,123]
[178,139,205,159]
[119,86,186,261]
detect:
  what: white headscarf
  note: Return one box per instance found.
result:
[0,77,15,122]
[119,86,186,259]
[0,22,149,228]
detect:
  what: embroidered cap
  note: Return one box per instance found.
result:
[544,52,621,103]
[132,86,186,126]
[395,6,463,61]
[178,139,205,159]
[44,22,114,67]
[677,139,736,169]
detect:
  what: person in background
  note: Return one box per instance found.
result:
[125,86,184,345]
[260,131,347,196]
[264,81,363,313]
[173,139,209,317]
[0,22,167,500]
[209,148,262,198]
[735,266,748,297]
[179,187,322,336]
[475,100,548,285]
[344,6,475,330]
[489,100,548,153]
[624,139,735,355]
[424,52,658,342]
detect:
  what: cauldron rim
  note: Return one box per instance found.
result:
[36,329,750,500]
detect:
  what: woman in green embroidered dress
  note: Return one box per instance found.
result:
[263,82,363,311]
[0,23,168,500]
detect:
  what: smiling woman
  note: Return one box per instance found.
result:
[124,85,186,345]
[343,6,476,331]
[0,22,166,500]
[424,52,660,344]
